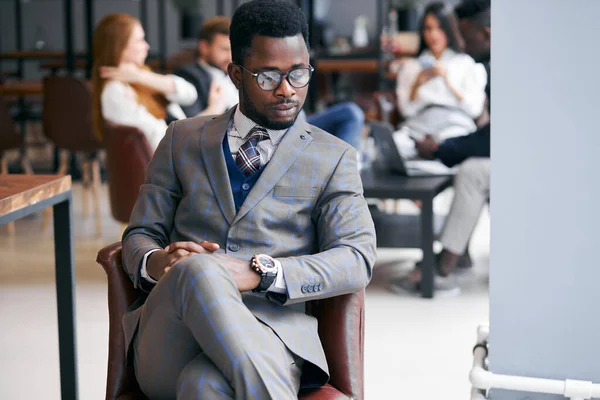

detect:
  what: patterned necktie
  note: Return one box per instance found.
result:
[235,126,270,176]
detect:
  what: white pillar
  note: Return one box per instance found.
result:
[491,1,600,399]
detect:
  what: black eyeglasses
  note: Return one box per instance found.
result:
[237,64,314,91]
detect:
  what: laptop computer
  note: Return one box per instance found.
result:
[367,120,454,177]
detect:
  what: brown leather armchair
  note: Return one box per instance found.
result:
[96,242,365,400]
[102,123,153,225]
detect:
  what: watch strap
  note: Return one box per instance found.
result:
[253,271,277,292]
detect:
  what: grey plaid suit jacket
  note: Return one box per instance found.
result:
[121,107,377,387]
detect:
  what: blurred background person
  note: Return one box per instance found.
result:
[92,13,198,152]
[392,0,491,297]
[173,16,236,118]
[396,2,487,144]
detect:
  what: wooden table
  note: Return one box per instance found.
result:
[0,81,43,96]
[0,174,78,399]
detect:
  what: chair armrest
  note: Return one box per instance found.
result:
[307,291,365,400]
[299,383,352,400]
[97,242,146,400]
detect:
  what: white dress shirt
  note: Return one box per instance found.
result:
[228,105,288,163]
[101,74,198,151]
[140,106,289,293]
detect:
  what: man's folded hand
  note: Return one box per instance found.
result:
[165,240,220,253]
[148,241,221,280]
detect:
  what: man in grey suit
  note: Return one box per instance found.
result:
[121,0,377,398]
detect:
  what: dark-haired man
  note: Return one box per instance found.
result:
[121,0,376,398]
[174,16,238,118]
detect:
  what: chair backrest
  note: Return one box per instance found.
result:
[0,98,22,152]
[96,242,365,400]
[310,287,365,400]
[102,122,153,224]
[42,76,103,152]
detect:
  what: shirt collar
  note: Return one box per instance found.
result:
[232,106,288,147]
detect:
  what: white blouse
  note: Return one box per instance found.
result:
[101,75,197,151]
[396,49,487,139]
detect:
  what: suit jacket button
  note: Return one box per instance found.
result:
[307,284,314,293]
[300,135,306,140]
[318,283,324,291]
[301,284,308,293]
[228,244,240,252]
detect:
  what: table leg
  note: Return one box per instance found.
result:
[53,195,79,400]
[18,98,28,170]
[420,195,435,298]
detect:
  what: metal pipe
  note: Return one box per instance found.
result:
[84,0,94,78]
[14,0,26,163]
[64,0,75,74]
[158,0,167,71]
[139,0,148,31]
[471,325,600,400]
[297,0,316,113]
[15,0,24,78]
[376,0,387,90]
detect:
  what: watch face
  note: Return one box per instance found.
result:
[255,254,277,273]
[258,256,274,268]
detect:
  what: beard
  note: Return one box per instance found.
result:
[240,79,300,130]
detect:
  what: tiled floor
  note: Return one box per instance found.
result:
[0,183,489,399]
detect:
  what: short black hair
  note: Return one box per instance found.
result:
[418,2,463,55]
[230,0,309,65]
[455,0,491,28]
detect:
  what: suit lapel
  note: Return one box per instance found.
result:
[200,108,237,225]
[232,118,313,225]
